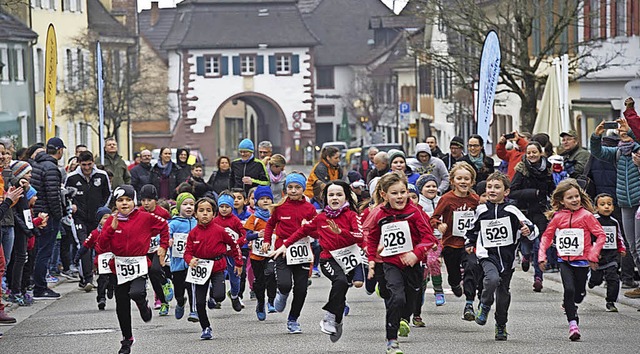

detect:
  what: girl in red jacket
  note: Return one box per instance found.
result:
[366,172,437,354]
[263,173,318,334]
[98,185,169,354]
[538,179,606,341]
[273,180,362,342]
[183,197,243,340]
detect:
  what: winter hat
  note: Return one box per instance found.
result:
[254,185,274,202]
[217,193,234,208]
[408,183,418,195]
[450,136,464,149]
[368,176,381,195]
[285,173,306,188]
[11,161,32,181]
[26,186,37,200]
[548,155,564,165]
[140,184,158,200]
[238,138,255,152]
[113,184,137,204]
[347,170,362,184]
[176,192,195,211]
[387,149,406,164]
[415,143,431,156]
[416,174,439,193]
[95,207,112,222]
[476,180,487,196]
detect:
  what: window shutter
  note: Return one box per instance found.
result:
[221,56,229,76]
[268,55,276,74]
[256,55,264,75]
[291,54,300,74]
[196,56,205,76]
[232,56,240,75]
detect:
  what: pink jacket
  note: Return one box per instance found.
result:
[538,207,606,263]
[623,107,640,139]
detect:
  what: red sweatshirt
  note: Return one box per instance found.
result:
[430,191,479,249]
[214,213,247,246]
[362,205,383,263]
[366,201,437,269]
[148,205,171,220]
[184,221,242,274]
[264,198,317,249]
[624,106,640,139]
[496,137,528,179]
[285,209,363,259]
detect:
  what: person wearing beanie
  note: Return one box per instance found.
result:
[231,139,270,196]
[168,192,198,321]
[411,143,450,195]
[387,149,419,185]
[263,171,317,334]
[305,146,343,199]
[10,160,32,182]
[442,136,466,170]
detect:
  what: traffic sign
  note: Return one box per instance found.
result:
[399,102,410,114]
[409,123,418,138]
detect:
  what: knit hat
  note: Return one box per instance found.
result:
[113,185,137,204]
[11,161,32,181]
[387,149,406,164]
[415,143,431,156]
[548,155,564,165]
[176,192,196,211]
[347,170,362,184]
[139,184,158,200]
[218,194,234,208]
[476,180,487,196]
[238,138,255,152]
[285,173,306,188]
[408,183,418,195]
[26,186,37,200]
[416,174,439,193]
[95,207,112,222]
[450,136,464,148]
[254,185,274,202]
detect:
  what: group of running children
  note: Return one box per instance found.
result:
[71,160,622,354]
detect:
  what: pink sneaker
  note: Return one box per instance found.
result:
[569,320,581,341]
[154,298,162,310]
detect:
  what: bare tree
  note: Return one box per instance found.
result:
[342,72,396,131]
[409,0,626,131]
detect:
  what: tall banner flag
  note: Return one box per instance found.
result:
[44,24,57,141]
[476,31,501,145]
[97,42,105,165]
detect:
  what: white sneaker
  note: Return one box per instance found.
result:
[320,312,337,335]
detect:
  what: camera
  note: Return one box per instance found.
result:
[603,121,619,130]
[504,132,516,139]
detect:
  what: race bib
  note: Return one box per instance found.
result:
[555,228,585,256]
[380,221,413,257]
[115,256,148,284]
[147,235,160,254]
[252,237,273,257]
[360,247,368,263]
[452,210,475,237]
[24,210,34,229]
[329,244,361,273]
[172,233,188,258]
[286,237,313,265]
[602,226,617,250]
[97,252,114,274]
[480,217,513,248]
[185,259,214,285]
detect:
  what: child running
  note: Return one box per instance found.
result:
[184,197,243,340]
[263,173,318,334]
[273,180,363,342]
[98,185,169,354]
[538,179,606,341]
[366,172,437,354]
[589,193,626,312]
[464,172,537,340]
[430,162,481,321]
[168,192,198,321]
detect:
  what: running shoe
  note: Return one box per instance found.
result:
[274,291,289,313]
[188,312,199,322]
[8,293,29,307]
[398,319,410,337]
[23,292,34,305]
[239,297,246,309]
[386,340,403,354]
[463,302,475,321]
[521,256,530,272]
[98,298,106,311]
[140,301,153,322]
[495,324,508,341]
[250,291,256,300]
[605,302,618,312]
[159,303,170,316]
[154,298,162,309]
[312,266,321,278]
[435,293,446,306]
[107,285,114,299]
[33,288,61,300]
[412,315,425,327]
[330,322,343,343]
[0,311,16,324]
[569,320,581,341]
[162,280,174,302]
[475,304,490,325]
[175,303,185,319]
[60,270,80,281]
[46,275,59,283]
[287,320,302,334]
[256,302,266,321]
[320,312,337,335]
[201,327,213,340]
[343,302,350,317]
[118,337,134,354]
[533,277,543,292]
[451,284,463,298]
[207,297,216,309]
[267,302,277,313]
[228,290,243,312]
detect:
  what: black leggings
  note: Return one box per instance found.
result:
[8,229,28,294]
[383,263,422,340]
[239,248,249,298]
[589,264,620,303]
[172,270,193,308]
[147,253,168,303]
[320,258,354,324]
[115,276,148,339]
[442,247,482,301]
[559,262,589,323]
[193,271,225,330]
[275,257,309,320]
[97,274,116,301]
[365,262,390,301]
[250,258,277,305]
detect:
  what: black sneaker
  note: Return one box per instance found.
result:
[33,289,61,300]
[452,284,463,298]
[521,257,530,272]
[139,301,153,322]
[107,285,114,299]
[621,280,639,289]
[463,302,475,321]
[228,290,242,312]
[98,298,106,311]
[495,324,508,341]
[605,302,618,312]
[118,337,134,354]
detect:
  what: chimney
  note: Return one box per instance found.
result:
[151,1,159,27]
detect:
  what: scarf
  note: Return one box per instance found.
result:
[619,140,635,156]
[156,160,173,177]
[268,166,285,183]
[524,156,548,178]
[468,153,484,170]
[324,202,350,218]
[242,154,255,163]
[117,207,137,221]
[254,206,271,221]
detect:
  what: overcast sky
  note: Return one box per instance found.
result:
[136,0,408,14]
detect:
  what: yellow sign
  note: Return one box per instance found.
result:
[409,123,418,138]
[44,24,57,141]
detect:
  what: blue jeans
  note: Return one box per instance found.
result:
[520,237,543,280]
[34,219,60,293]
[225,256,241,297]
[1,226,15,268]
[49,239,61,274]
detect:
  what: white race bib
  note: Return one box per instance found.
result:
[23,210,34,229]
[115,256,148,284]
[329,244,362,273]
[97,252,114,274]
[555,228,585,256]
[380,220,413,257]
[185,259,214,285]
[252,237,273,257]
[172,233,188,258]
[147,235,160,254]
[452,210,475,237]
[480,217,513,248]
[360,247,368,263]
[286,237,313,265]
[602,226,617,250]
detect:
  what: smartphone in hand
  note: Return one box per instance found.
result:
[603,121,619,130]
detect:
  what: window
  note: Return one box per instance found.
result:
[617,0,627,37]
[35,48,44,91]
[204,55,221,77]
[240,55,255,75]
[15,48,25,81]
[317,105,335,117]
[590,0,600,39]
[65,48,73,90]
[316,66,334,89]
[0,48,8,82]
[275,54,291,75]
[77,48,85,88]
